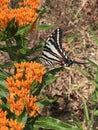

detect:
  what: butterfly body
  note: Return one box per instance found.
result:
[40,28,87,67]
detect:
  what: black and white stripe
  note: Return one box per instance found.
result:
[40,28,87,67]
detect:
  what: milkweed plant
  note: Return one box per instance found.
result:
[0,0,97,130]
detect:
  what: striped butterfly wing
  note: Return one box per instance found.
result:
[40,28,70,67]
[40,28,88,67]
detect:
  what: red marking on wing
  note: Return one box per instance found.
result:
[49,51,66,65]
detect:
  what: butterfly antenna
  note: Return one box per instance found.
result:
[72,60,88,65]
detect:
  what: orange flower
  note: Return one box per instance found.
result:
[0,109,24,130]
[8,119,24,130]
[6,62,45,117]
[25,96,39,117]
[8,97,24,115]
[0,0,40,29]
[14,61,45,83]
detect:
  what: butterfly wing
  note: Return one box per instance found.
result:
[51,28,63,52]
[40,28,67,66]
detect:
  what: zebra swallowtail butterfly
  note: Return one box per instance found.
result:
[40,28,86,67]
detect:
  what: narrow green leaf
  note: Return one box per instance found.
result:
[73,118,83,130]
[44,74,59,85]
[6,39,14,60]
[14,35,23,46]
[47,67,63,75]
[82,98,90,123]
[37,7,46,15]
[36,24,53,30]
[33,74,58,96]
[0,70,9,80]
[91,91,98,106]
[75,65,97,86]
[89,28,98,45]
[86,58,98,68]
[33,116,79,130]
[21,37,28,49]
[94,110,98,116]
[33,82,44,96]
[96,68,98,81]
[32,126,39,130]
[5,17,18,38]
[0,62,13,68]
[0,30,5,41]
[24,124,33,130]
[19,48,27,54]
[39,98,56,108]
[0,80,9,98]
[96,69,98,88]
[16,24,32,36]
[30,81,40,93]
[17,108,28,125]
[0,45,7,51]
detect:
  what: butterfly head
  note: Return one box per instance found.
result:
[65,59,73,67]
[60,58,73,67]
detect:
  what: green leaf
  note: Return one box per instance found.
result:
[33,116,79,130]
[14,35,23,46]
[33,82,44,96]
[5,39,15,60]
[19,48,27,54]
[44,73,59,85]
[91,91,98,106]
[33,42,44,52]
[5,18,18,38]
[75,65,97,86]
[0,80,9,98]
[89,28,98,45]
[19,37,28,54]
[0,62,13,68]
[73,118,83,130]
[86,58,98,68]
[0,45,7,51]
[16,24,32,36]
[0,70,9,80]
[0,30,5,41]
[33,67,62,96]
[21,37,28,49]
[48,67,63,75]
[94,110,98,116]
[82,98,90,123]
[36,24,53,30]
[17,108,28,125]
[30,81,40,93]
[44,67,63,85]
[33,74,58,96]
[38,98,56,108]
[37,7,46,15]
[95,68,98,89]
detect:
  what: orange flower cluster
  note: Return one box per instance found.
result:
[0,109,24,130]
[6,62,45,117]
[0,0,40,29]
